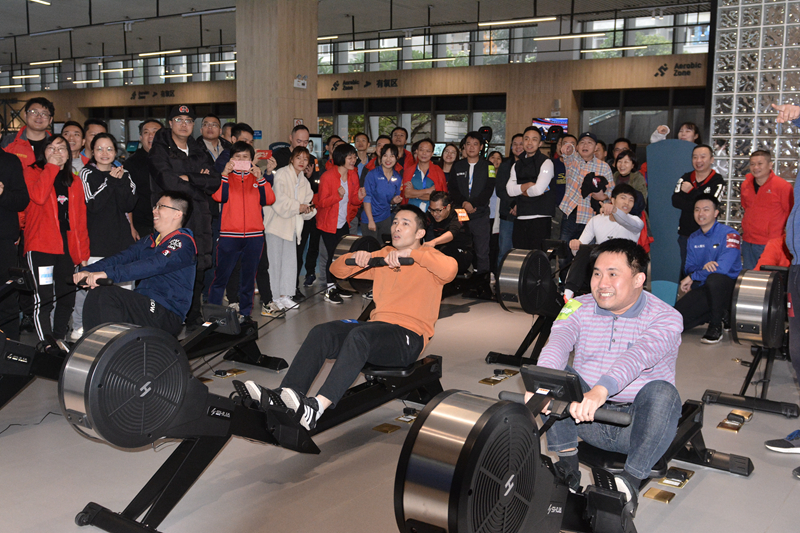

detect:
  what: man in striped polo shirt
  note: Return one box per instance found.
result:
[536,238,683,518]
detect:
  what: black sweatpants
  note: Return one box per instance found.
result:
[564,244,595,296]
[512,216,552,251]
[280,320,424,408]
[674,273,736,331]
[0,240,20,340]
[787,265,800,385]
[297,218,320,282]
[321,225,349,285]
[468,213,491,274]
[83,286,183,336]
[26,251,75,341]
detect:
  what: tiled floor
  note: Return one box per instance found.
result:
[1,285,798,533]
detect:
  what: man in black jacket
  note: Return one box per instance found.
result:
[148,104,221,328]
[671,144,726,278]
[448,131,495,298]
[424,191,472,275]
[495,133,523,269]
[0,150,29,340]
[123,119,162,238]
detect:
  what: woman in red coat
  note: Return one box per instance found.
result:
[314,143,364,304]
[23,135,90,341]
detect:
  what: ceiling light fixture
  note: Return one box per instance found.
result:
[318,36,338,41]
[160,73,193,78]
[30,59,62,65]
[139,50,182,57]
[534,33,606,41]
[12,74,39,79]
[208,60,237,65]
[405,57,457,63]
[100,68,133,73]
[348,47,402,54]
[581,45,648,53]
[478,17,557,27]
[0,84,23,89]
[73,79,100,84]
[29,0,51,5]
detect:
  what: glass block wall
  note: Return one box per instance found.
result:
[712,0,800,228]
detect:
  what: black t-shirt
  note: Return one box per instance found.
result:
[28,137,47,161]
[53,175,70,254]
[425,209,472,250]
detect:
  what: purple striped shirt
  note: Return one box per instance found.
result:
[537,291,683,403]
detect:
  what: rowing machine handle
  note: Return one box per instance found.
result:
[499,391,632,426]
[344,257,414,267]
[76,278,115,287]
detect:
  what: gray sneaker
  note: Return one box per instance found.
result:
[765,430,800,453]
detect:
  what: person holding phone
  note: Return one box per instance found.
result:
[207,142,275,321]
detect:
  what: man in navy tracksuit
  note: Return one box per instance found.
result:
[74,191,197,336]
[674,193,742,344]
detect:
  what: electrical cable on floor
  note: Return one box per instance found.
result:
[0,411,61,436]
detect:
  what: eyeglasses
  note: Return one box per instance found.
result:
[153,204,181,212]
[94,146,116,153]
[27,109,51,119]
[428,207,446,214]
[172,118,194,126]
[201,122,220,128]
[45,145,68,153]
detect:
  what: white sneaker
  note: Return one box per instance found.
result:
[228,302,240,312]
[272,299,286,311]
[69,327,84,342]
[261,301,285,318]
[280,296,299,310]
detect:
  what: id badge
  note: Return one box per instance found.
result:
[38,265,54,286]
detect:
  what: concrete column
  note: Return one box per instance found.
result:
[236,0,318,147]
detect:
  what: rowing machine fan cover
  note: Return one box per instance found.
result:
[59,324,193,448]
[395,390,546,533]
[332,235,382,293]
[497,249,561,317]
[731,270,786,348]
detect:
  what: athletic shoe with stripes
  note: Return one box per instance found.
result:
[244,381,286,409]
[765,430,800,453]
[281,388,322,431]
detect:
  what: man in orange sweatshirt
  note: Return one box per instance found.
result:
[246,204,457,430]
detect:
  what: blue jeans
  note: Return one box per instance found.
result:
[498,218,514,269]
[741,241,766,271]
[545,367,682,479]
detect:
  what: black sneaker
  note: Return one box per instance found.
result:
[20,314,34,333]
[362,289,373,300]
[338,288,354,298]
[281,388,322,431]
[554,460,581,492]
[324,287,343,304]
[303,273,316,287]
[244,380,286,409]
[292,289,306,303]
[614,475,639,518]
[793,466,800,480]
[765,430,800,453]
[701,323,723,344]
[722,309,731,332]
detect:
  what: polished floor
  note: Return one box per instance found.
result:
[1,283,799,533]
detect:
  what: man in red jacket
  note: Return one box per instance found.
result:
[2,97,53,164]
[740,150,794,270]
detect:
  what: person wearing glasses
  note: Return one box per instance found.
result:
[75,191,197,337]
[198,114,229,163]
[2,97,54,164]
[148,104,221,330]
[70,133,138,341]
[424,190,473,276]
[22,135,90,342]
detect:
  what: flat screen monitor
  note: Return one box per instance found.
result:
[433,143,446,157]
[126,141,139,153]
[531,117,568,134]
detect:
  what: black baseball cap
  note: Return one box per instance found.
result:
[578,132,598,143]
[168,104,196,121]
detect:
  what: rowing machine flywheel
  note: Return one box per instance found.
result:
[731,270,786,349]
[395,390,550,533]
[497,249,561,317]
[332,234,382,293]
[59,324,191,448]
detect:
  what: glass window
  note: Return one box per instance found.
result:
[475,112,506,147]
[347,41,367,73]
[318,116,334,144]
[624,110,668,144]
[480,29,509,65]
[440,114,468,143]
[408,35,433,69]
[439,33,470,68]
[348,115,366,140]
[318,44,334,74]
[367,116,399,139]
[401,113,432,143]
[583,109,620,142]
[377,38,399,71]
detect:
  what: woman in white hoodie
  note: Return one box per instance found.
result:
[263,146,316,316]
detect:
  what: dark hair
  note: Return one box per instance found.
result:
[488,150,503,163]
[354,131,369,142]
[510,133,524,143]
[291,124,310,135]
[390,127,408,141]
[694,193,720,211]
[410,140,420,155]
[376,134,391,143]
[592,238,650,279]
[522,126,542,138]
[332,143,357,166]
[33,135,73,188]
[201,114,221,125]
[232,123,255,139]
[230,140,255,161]
[611,183,638,200]
[24,97,54,117]
[596,140,607,152]
[138,118,162,134]
[429,191,451,206]
[83,118,108,132]
[290,146,311,162]
[326,135,342,145]
[442,143,460,160]
[417,138,435,151]
[61,120,84,137]
[615,149,638,170]
[677,122,702,144]
[394,204,426,232]
[222,122,236,133]
[692,144,714,157]
[750,149,772,161]
[560,133,578,143]
[612,138,632,152]
[380,143,399,159]
[463,131,483,145]
[159,190,193,227]
[88,133,119,166]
